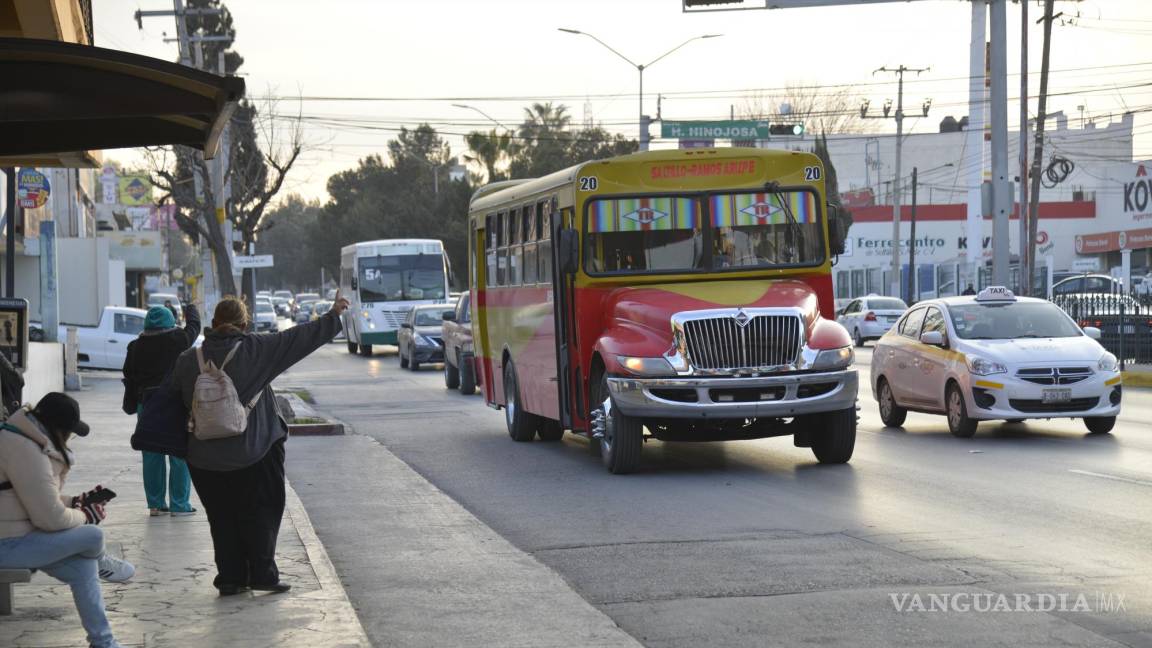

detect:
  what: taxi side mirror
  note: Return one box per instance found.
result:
[1082,326,1102,340]
[920,330,946,347]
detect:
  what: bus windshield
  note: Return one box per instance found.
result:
[358,254,446,302]
[584,190,824,275]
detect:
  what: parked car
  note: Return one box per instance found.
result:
[871,286,1121,438]
[441,292,476,394]
[837,295,908,347]
[1051,274,1124,298]
[397,304,453,371]
[30,306,147,370]
[253,297,278,332]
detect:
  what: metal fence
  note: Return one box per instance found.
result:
[1052,292,1152,368]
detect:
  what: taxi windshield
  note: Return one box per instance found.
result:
[948,302,1082,340]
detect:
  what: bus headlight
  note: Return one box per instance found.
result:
[617,355,676,377]
[811,346,855,371]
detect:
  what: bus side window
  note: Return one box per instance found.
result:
[496,211,507,286]
[485,214,497,288]
[536,200,549,241]
[508,207,521,286]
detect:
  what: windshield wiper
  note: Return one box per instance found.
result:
[764,181,803,262]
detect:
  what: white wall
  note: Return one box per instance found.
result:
[22,342,64,406]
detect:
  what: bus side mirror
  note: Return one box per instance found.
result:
[558,229,578,274]
[828,210,847,256]
[351,277,358,291]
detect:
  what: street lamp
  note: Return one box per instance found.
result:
[558,28,722,151]
[451,103,509,131]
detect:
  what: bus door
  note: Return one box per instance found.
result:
[550,202,580,431]
[474,221,497,404]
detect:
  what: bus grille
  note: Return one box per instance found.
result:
[381,310,407,328]
[683,314,802,372]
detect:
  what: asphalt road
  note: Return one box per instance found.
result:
[284,341,1152,648]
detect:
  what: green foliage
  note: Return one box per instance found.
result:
[505,102,638,179]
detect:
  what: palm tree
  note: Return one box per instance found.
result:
[518,102,572,148]
[463,129,513,184]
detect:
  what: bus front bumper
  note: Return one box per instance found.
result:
[607,370,858,419]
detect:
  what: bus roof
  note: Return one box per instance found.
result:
[469,147,819,213]
[340,239,444,255]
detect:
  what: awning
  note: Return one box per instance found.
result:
[0,37,245,166]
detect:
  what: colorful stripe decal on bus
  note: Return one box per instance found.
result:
[590,197,699,232]
[709,191,814,228]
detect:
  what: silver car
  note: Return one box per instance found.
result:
[837,296,908,347]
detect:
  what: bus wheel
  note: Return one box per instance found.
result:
[458,354,477,395]
[592,374,642,474]
[504,362,537,442]
[444,355,460,389]
[811,407,856,464]
[358,343,373,357]
[537,420,564,442]
[347,340,357,354]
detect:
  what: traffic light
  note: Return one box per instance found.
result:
[769,123,805,137]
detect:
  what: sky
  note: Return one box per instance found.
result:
[92,0,1152,203]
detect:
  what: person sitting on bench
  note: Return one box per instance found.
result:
[0,393,133,648]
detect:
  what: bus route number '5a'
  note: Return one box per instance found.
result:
[578,176,598,191]
[804,166,822,181]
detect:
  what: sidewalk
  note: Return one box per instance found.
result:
[0,374,370,648]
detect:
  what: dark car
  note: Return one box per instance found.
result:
[441,292,476,394]
[398,305,454,371]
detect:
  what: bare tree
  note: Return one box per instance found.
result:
[740,82,877,135]
[150,97,304,301]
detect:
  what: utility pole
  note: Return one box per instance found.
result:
[862,65,930,298]
[1018,0,1030,295]
[1028,0,1058,298]
[989,0,1011,288]
[909,167,918,303]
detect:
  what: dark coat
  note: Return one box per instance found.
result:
[122,304,201,415]
[172,311,341,471]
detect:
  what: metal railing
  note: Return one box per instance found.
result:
[1052,292,1152,369]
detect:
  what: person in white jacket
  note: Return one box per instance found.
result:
[0,393,134,648]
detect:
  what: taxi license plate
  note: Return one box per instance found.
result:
[1042,388,1072,404]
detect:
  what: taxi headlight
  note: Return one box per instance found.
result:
[1098,352,1118,372]
[617,355,676,377]
[967,355,1007,376]
[812,346,855,371]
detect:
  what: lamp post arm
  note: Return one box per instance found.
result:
[644,35,706,69]
[570,31,639,69]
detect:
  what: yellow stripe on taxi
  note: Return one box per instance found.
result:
[974,380,1004,390]
[1105,376,1122,387]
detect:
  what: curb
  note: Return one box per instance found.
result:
[1121,369,1152,388]
[288,422,345,436]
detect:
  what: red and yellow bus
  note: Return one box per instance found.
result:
[468,148,857,474]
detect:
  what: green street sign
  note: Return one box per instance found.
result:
[661,120,771,140]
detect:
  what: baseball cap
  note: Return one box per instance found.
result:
[32,392,90,437]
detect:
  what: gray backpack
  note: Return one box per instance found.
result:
[189,342,261,441]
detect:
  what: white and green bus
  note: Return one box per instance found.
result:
[339,239,451,355]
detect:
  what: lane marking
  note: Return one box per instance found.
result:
[1068,469,1152,487]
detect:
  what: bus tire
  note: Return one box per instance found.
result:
[444,355,460,389]
[504,362,537,442]
[537,419,564,442]
[358,343,373,357]
[458,354,477,395]
[347,341,357,354]
[811,407,856,464]
[595,374,642,474]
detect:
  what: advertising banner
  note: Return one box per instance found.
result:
[119,174,153,206]
[17,168,50,209]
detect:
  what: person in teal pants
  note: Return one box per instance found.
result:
[123,302,201,516]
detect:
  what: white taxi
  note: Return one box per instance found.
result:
[871,287,1122,437]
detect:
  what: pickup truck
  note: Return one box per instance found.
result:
[31,305,203,370]
[441,292,477,395]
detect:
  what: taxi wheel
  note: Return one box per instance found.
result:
[811,407,856,464]
[1084,416,1116,434]
[946,384,978,438]
[504,362,538,442]
[458,355,477,395]
[877,378,907,427]
[853,327,864,348]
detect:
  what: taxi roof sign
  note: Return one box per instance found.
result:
[975,286,1016,302]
